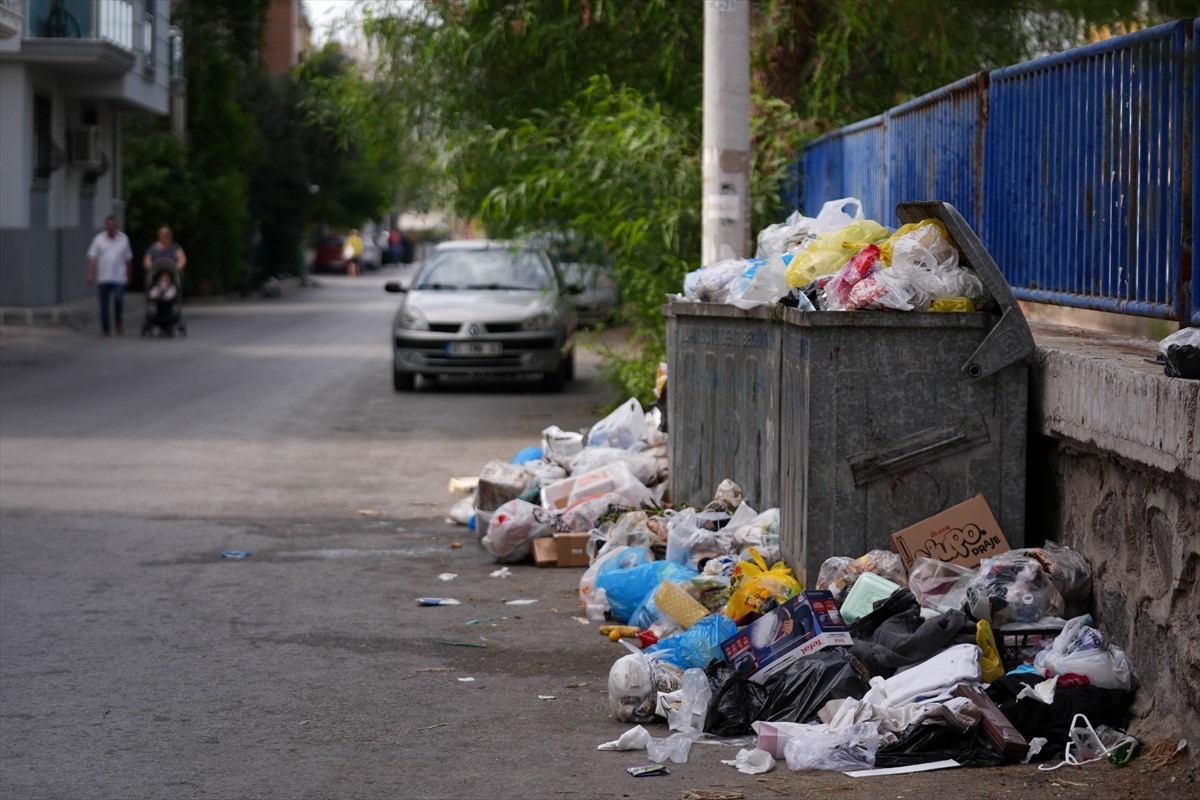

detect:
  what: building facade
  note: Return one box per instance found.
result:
[0,0,179,308]
[261,0,308,75]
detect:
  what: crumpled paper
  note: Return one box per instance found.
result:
[721,747,776,774]
[597,725,651,751]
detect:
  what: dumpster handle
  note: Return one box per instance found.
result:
[876,434,968,467]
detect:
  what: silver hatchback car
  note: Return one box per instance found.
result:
[384,240,579,392]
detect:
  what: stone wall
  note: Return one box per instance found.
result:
[1029,321,1200,748]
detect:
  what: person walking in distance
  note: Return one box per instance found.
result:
[143,225,187,273]
[344,229,364,278]
[86,214,133,337]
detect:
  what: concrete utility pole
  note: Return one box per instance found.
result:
[701,0,751,266]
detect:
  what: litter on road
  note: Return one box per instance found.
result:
[436,198,1181,785]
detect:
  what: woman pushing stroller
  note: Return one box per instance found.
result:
[144,226,186,273]
[142,226,188,337]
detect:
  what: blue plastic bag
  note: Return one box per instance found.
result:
[511,447,543,465]
[645,614,738,670]
[597,561,695,623]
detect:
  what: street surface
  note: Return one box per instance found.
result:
[0,269,1187,799]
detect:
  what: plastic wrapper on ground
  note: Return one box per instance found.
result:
[782,722,881,772]
[609,647,684,723]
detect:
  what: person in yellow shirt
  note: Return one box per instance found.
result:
[344,229,364,277]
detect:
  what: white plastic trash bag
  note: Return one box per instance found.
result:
[481,498,568,563]
[728,253,794,309]
[587,398,648,450]
[782,722,881,772]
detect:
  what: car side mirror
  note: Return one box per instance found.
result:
[384,281,406,294]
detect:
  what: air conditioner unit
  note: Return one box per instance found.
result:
[68,125,103,169]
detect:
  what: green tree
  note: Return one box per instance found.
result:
[322,0,1196,399]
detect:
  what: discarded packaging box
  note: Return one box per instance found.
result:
[554,533,590,568]
[532,537,558,567]
[952,684,1029,760]
[540,461,650,511]
[889,493,1011,572]
[720,590,853,684]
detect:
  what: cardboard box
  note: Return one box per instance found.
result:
[539,462,651,511]
[532,537,558,567]
[889,493,1011,571]
[720,590,853,684]
[554,533,591,568]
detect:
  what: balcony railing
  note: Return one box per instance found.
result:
[0,0,24,39]
[26,0,133,50]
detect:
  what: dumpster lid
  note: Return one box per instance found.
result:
[896,201,1035,381]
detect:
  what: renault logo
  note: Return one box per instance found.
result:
[468,324,481,336]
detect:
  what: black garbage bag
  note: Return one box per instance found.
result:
[986,674,1132,761]
[703,650,871,736]
[874,723,1005,768]
[1165,344,1200,379]
[848,589,976,678]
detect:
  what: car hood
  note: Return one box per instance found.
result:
[405,289,555,323]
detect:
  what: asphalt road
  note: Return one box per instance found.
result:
[0,270,1189,799]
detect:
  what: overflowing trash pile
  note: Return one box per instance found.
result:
[679,197,994,314]
[445,396,1185,778]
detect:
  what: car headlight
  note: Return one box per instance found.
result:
[522,309,557,331]
[396,307,429,331]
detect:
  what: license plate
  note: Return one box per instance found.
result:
[446,341,502,356]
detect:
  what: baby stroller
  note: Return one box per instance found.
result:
[142,259,187,337]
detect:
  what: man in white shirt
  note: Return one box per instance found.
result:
[86,214,133,336]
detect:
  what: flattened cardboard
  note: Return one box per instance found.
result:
[889,493,1010,571]
[554,533,591,568]
[720,590,853,684]
[532,537,558,567]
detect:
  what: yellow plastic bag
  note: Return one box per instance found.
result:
[725,548,802,623]
[785,220,892,288]
[976,618,1005,683]
[929,297,975,312]
[879,218,951,265]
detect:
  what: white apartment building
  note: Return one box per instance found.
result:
[0,0,180,307]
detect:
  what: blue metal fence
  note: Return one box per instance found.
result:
[888,73,989,233]
[801,20,1196,325]
[801,115,888,224]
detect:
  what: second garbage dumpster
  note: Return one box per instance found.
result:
[666,200,1035,586]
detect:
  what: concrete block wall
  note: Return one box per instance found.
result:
[1028,321,1200,748]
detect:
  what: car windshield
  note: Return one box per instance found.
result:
[415,248,552,291]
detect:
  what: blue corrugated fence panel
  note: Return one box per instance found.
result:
[984,21,1190,320]
[801,115,887,221]
[1190,19,1198,325]
[886,73,988,233]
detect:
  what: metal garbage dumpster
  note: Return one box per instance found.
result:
[780,201,1034,586]
[664,303,782,508]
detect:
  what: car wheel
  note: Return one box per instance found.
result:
[393,367,415,392]
[563,349,576,381]
[540,359,568,393]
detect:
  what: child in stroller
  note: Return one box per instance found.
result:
[142,259,187,337]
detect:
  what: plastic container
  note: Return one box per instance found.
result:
[779,201,1032,585]
[839,571,902,623]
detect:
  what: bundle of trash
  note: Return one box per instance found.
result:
[445,392,670,564]
[580,485,1146,774]
[678,197,993,314]
[443,369,1170,777]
